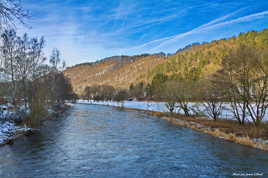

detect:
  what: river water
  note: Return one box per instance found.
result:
[0,104,267,178]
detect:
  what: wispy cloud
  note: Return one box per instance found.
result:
[19,0,268,66]
[128,9,268,53]
[123,9,242,53]
[109,1,137,20]
[203,10,268,30]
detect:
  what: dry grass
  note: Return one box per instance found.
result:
[154,112,268,139]
[124,109,268,151]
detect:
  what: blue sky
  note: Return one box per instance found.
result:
[19,0,268,66]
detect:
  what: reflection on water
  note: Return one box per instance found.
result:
[0,104,267,178]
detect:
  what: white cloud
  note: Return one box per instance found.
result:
[16,1,268,66]
[127,9,268,53]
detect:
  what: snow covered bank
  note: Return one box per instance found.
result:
[0,103,73,145]
[77,100,268,151]
[0,122,16,144]
[0,121,32,145]
[77,100,268,122]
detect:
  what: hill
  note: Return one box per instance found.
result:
[64,29,268,96]
[148,29,268,81]
[64,54,166,95]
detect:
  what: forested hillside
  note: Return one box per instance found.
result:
[149,29,268,81]
[64,54,166,95]
[64,29,268,96]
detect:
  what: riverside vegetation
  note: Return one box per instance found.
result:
[0,0,267,150]
[77,30,268,150]
[0,0,76,144]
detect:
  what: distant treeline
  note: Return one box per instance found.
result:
[82,43,268,127]
[68,53,167,69]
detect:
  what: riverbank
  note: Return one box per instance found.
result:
[120,107,268,152]
[134,108,268,152]
[79,100,268,152]
[2,104,267,177]
[0,103,73,146]
[151,112,268,152]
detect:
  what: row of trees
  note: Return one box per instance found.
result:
[82,45,268,126]
[83,85,128,103]
[0,29,76,127]
[0,1,77,127]
[150,45,268,126]
[218,45,268,125]
[83,81,149,104]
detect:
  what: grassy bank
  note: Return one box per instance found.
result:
[114,106,268,152]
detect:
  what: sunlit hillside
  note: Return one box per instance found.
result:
[65,29,268,96]
[64,54,166,95]
[148,29,268,81]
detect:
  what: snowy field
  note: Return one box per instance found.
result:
[78,100,268,122]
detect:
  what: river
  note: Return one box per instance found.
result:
[0,104,267,177]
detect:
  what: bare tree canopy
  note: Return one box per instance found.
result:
[0,0,27,29]
[217,45,268,125]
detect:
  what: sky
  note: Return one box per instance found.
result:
[18,0,268,66]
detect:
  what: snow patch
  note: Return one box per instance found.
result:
[77,100,268,122]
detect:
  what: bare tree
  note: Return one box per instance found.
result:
[219,45,268,125]
[48,48,66,104]
[163,81,179,113]
[129,82,145,99]
[14,33,46,107]
[83,86,92,101]
[0,29,18,103]
[100,85,115,101]
[53,73,74,103]
[0,0,28,29]
[199,79,224,121]
[215,69,248,125]
[2,31,46,127]
[50,48,65,72]
[176,80,196,116]
[114,90,128,107]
